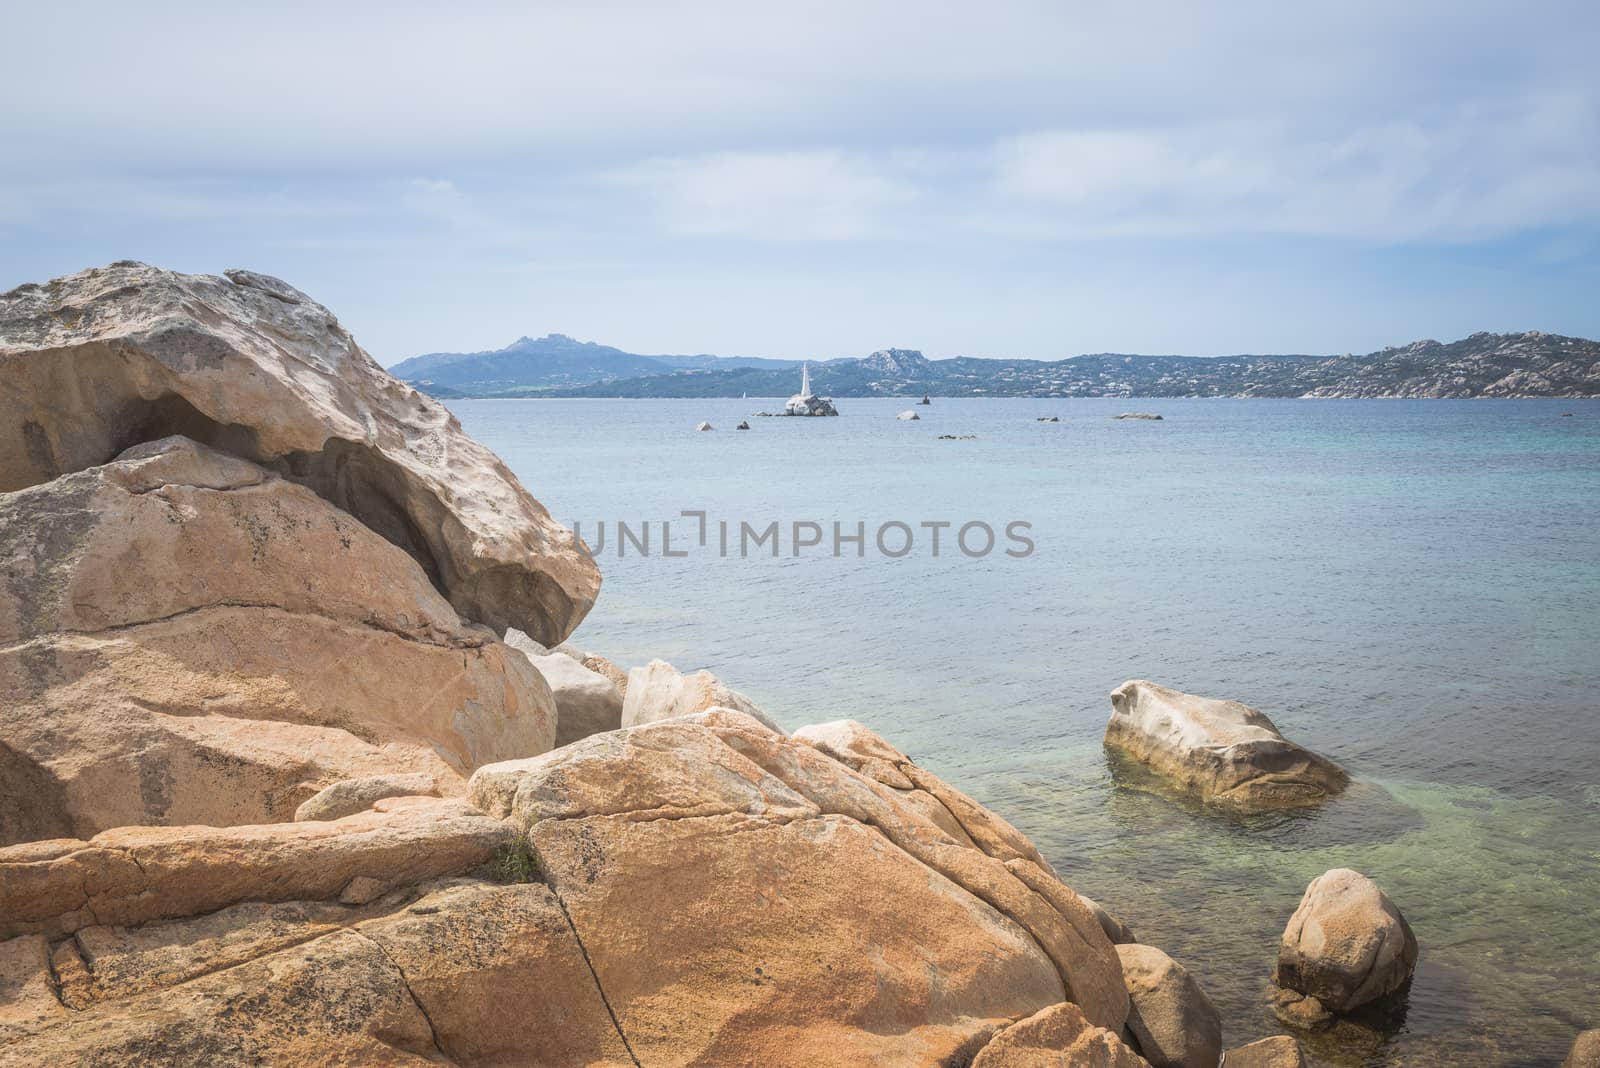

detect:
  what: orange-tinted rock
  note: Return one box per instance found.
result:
[0,438,555,842]
[971,1001,1151,1067]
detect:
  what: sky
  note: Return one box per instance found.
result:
[3,1,1598,365]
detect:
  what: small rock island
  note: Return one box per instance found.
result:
[783,362,839,416]
[1104,680,1349,810]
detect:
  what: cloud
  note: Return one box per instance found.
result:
[612,150,919,241]
[986,96,1600,241]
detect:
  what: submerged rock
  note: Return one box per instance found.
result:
[1222,1035,1306,1067]
[0,437,555,843]
[1104,680,1348,809]
[1116,943,1223,1068]
[1037,415,1060,422]
[1274,868,1417,1013]
[0,262,598,644]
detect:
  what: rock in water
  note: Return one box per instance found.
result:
[0,436,557,843]
[1104,680,1348,809]
[1115,412,1164,420]
[467,710,1129,1064]
[696,421,714,431]
[1116,943,1223,1068]
[505,630,624,746]
[0,262,598,644]
[897,410,921,420]
[1274,868,1417,1013]
[736,420,751,430]
[970,1002,1148,1067]
[620,657,783,733]
[1565,1031,1600,1068]
[1221,1035,1306,1067]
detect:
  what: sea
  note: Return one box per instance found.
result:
[452,395,1600,1068]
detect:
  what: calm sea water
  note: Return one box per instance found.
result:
[453,396,1600,1068]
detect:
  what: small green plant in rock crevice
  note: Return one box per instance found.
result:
[486,834,542,884]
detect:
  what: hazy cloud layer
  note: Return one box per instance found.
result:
[3,1,1596,360]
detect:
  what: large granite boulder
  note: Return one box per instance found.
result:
[0,262,598,644]
[621,656,782,732]
[970,1002,1150,1067]
[469,710,1129,1064]
[1104,680,1348,809]
[0,437,556,843]
[506,630,624,747]
[1116,944,1223,1068]
[1274,868,1417,1013]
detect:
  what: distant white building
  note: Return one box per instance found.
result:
[784,362,839,416]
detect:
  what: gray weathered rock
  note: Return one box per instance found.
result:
[897,410,921,420]
[506,630,624,746]
[294,773,440,823]
[621,657,783,733]
[1274,868,1417,1012]
[1116,943,1222,1068]
[1105,680,1348,809]
[0,262,598,644]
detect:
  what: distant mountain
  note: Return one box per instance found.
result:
[389,333,798,394]
[395,332,1600,399]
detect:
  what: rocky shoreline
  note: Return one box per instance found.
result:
[0,264,1590,1066]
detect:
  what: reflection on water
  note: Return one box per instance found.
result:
[454,396,1600,1067]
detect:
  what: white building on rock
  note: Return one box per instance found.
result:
[783,362,839,416]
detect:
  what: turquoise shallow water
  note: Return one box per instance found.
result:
[453,396,1600,1067]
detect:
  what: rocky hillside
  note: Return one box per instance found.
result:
[406,332,1600,399]
[390,333,798,396]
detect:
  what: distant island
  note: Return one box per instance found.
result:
[391,331,1600,400]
